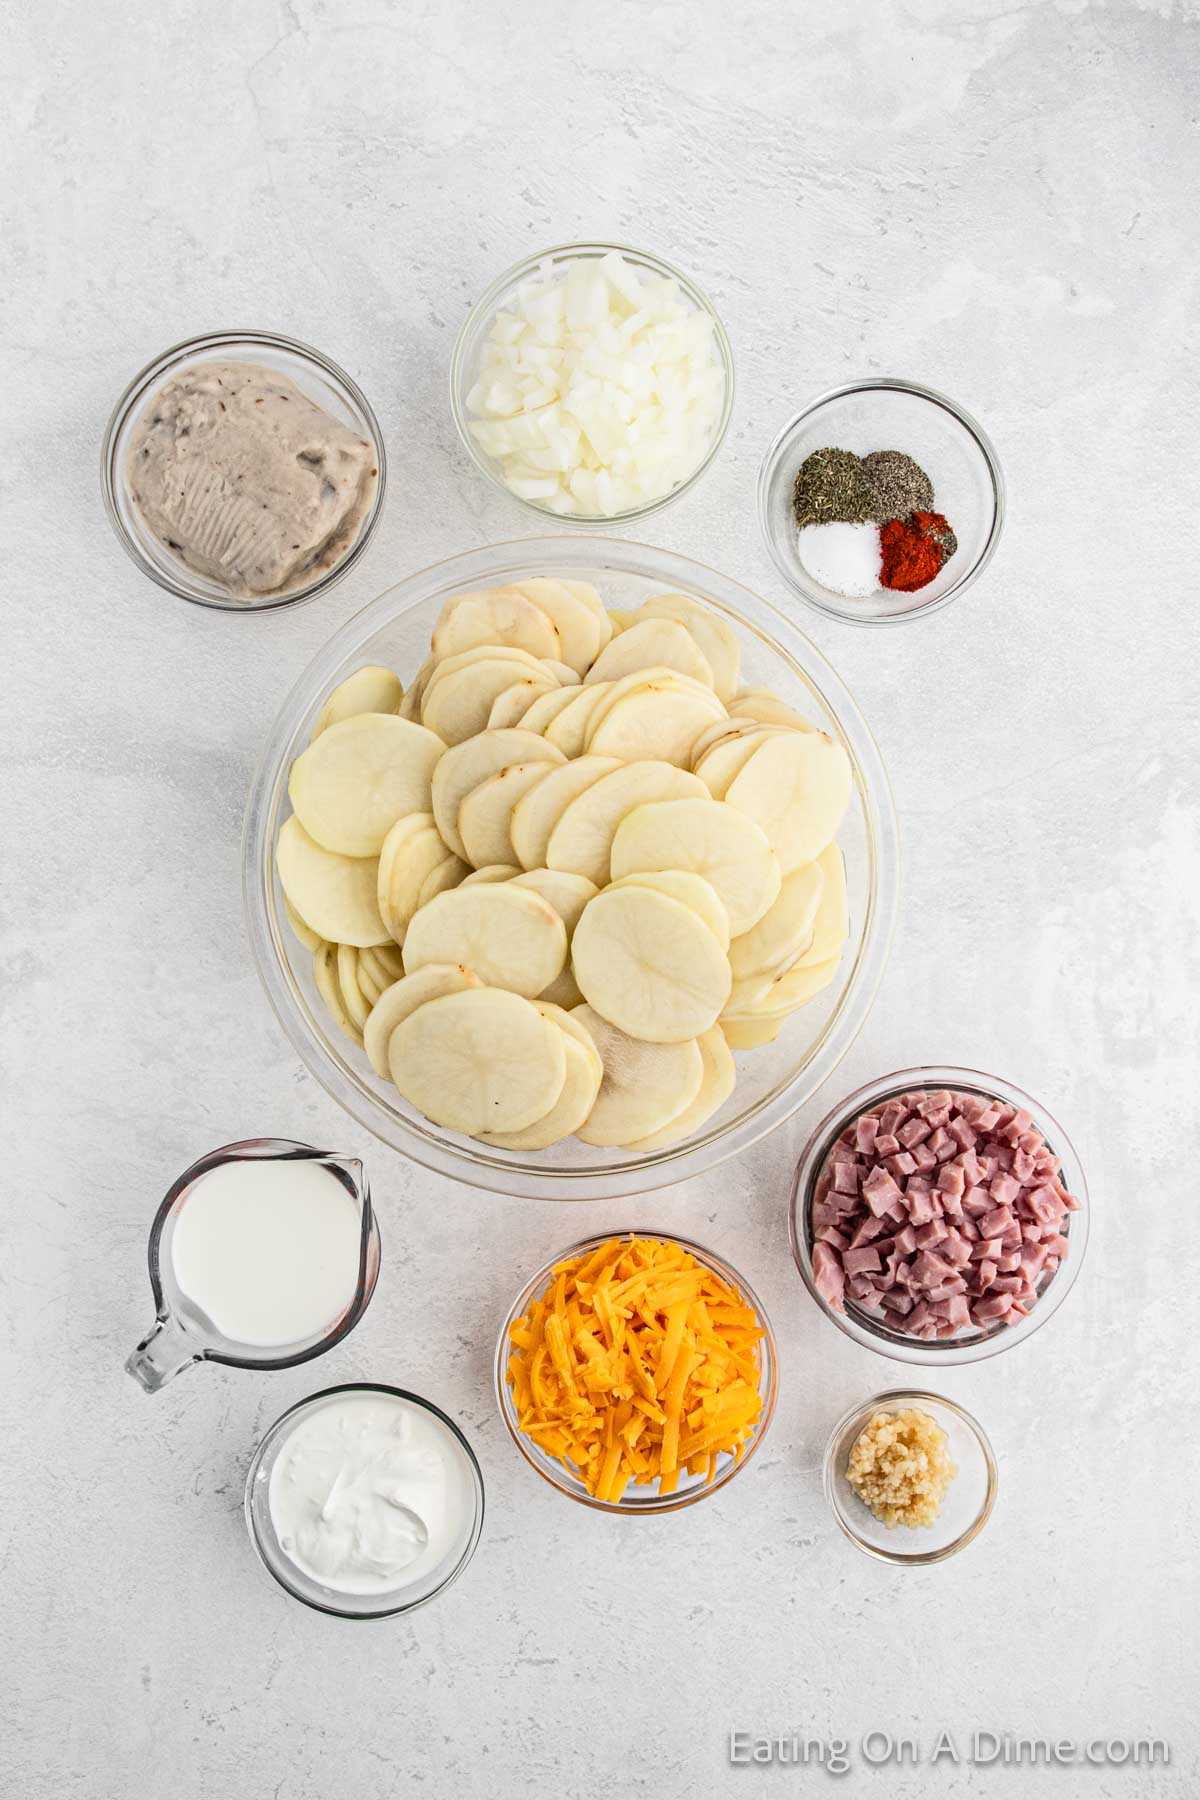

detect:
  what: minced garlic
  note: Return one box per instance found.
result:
[846,1407,956,1529]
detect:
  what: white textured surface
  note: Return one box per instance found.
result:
[3,2,1198,1796]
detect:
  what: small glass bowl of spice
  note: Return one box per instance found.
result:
[757,379,1004,625]
[823,1390,997,1564]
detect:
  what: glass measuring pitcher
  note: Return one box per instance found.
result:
[126,1137,381,1393]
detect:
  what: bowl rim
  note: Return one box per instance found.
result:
[822,1388,998,1565]
[756,377,1005,627]
[241,535,900,1200]
[788,1064,1089,1366]
[100,327,388,614]
[493,1228,779,1515]
[244,1381,485,1618]
[449,240,735,526]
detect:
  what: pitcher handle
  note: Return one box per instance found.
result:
[126,1318,199,1392]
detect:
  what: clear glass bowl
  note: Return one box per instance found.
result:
[450,242,734,525]
[101,329,387,612]
[823,1390,997,1565]
[245,1383,485,1619]
[789,1066,1089,1365]
[494,1230,777,1515]
[242,537,899,1200]
[758,379,1004,625]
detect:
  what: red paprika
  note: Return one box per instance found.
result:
[879,511,953,592]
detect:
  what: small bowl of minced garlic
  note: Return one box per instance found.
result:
[822,1390,997,1564]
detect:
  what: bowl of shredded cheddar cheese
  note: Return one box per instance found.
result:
[495,1231,777,1513]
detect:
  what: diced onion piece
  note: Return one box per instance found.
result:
[466,252,723,517]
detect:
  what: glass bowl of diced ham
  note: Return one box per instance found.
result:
[789,1067,1089,1365]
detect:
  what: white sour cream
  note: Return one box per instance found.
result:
[170,1159,362,1348]
[268,1393,473,1595]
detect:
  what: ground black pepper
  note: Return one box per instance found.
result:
[791,448,877,529]
[862,449,934,523]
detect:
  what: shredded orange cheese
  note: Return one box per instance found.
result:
[507,1236,764,1501]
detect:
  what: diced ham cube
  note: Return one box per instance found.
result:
[886,1151,918,1179]
[938,1161,966,1196]
[906,1186,936,1227]
[897,1117,931,1149]
[873,1133,899,1157]
[812,1242,845,1311]
[915,1219,948,1249]
[862,1164,903,1217]
[854,1114,878,1154]
[832,1160,860,1196]
[980,1205,1016,1239]
[849,1214,886,1249]
[844,1245,882,1278]
[989,1172,1020,1206]
[948,1115,977,1152]
[815,1224,850,1253]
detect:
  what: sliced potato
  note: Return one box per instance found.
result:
[724,731,852,872]
[402,884,567,997]
[431,587,561,663]
[728,954,841,1019]
[583,664,718,737]
[605,608,635,634]
[571,886,731,1043]
[389,987,566,1134]
[535,1000,602,1079]
[510,755,621,870]
[609,796,781,936]
[398,656,437,721]
[689,714,782,766]
[559,580,612,646]
[695,728,786,799]
[289,713,446,857]
[487,679,556,731]
[284,896,323,952]
[546,760,707,886]
[509,867,598,935]
[336,943,372,1030]
[457,762,553,869]
[363,961,481,1079]
[480,1032,601,1149]
[377,821,452,944]
[276,816,389,948]
[461,863,521,884]
[542,683,615,758]
[794,843,848,968]
[728,860,825,984]
[432,729,565,860]
[516,684,584,735]
[624,1025,736,1151]
[356,959,384,1007]
[633,594,740,702]
[728,688,815,731]
[609,870,730,952]
[721,1014,783,1051]
[424,643,552,689]
[587,683,725,765]
[509,578,603,675]
[416,853,469,909]
[423,658,555,746]
[573,1006,703,1146]
[313,941,364,1046]
[359,943,406,990]
[584,617,714,689]
[311,666,403,739]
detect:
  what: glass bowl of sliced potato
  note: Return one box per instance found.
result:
[243,538,898,1199]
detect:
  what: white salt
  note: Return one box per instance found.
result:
[796,522,882,598]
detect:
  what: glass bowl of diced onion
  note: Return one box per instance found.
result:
[450,242,734,524]
[493,1230,778,1514]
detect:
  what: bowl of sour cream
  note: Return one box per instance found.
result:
[245,1385,485,1619]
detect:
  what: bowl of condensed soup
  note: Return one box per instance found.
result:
[245,1384,485,1618]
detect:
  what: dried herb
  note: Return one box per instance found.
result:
[791,448,877,529]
